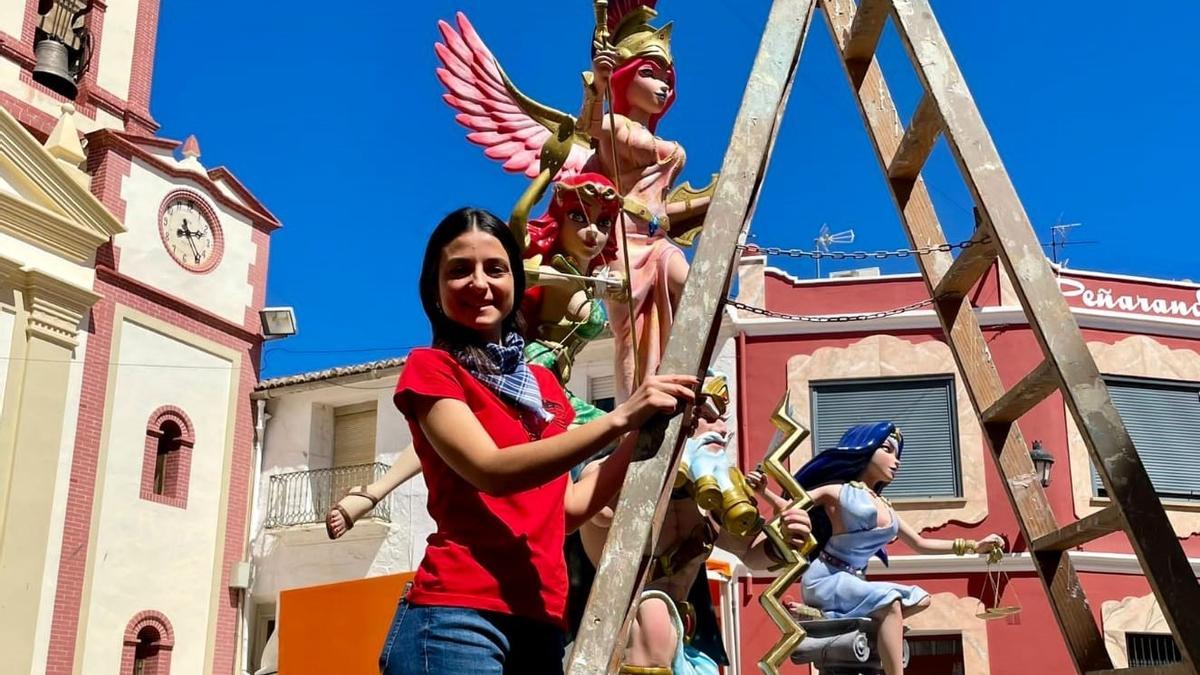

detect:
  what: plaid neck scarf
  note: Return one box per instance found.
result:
[457,332,554,424]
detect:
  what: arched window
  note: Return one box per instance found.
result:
[140,407,195,508]
[133,625,159,674]
[153,421,182,495]
[121,611,174,675]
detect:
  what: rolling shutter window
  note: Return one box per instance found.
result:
[590,375,616,412]
[1092,376,1200,501]
[811,376,960,499]
[333,402,377,468]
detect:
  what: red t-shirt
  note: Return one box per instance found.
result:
[393,347,576,628]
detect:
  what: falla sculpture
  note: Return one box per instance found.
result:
[434,0,716,406]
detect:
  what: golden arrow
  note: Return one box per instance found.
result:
[758,392,818,675]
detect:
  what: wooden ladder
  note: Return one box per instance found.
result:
[567,1,1200,673]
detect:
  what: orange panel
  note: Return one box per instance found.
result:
[279,572,415,674]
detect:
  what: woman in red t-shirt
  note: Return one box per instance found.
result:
[380,208,696,675]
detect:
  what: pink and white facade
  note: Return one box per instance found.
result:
[0,2,279,673]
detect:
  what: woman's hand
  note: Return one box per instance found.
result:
[611,374,698,432]
[977,533,1006,554]
[592,47,617,91]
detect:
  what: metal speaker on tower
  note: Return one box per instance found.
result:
[32,0,94,100]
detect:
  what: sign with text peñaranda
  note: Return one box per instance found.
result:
[1057,272,1200,322]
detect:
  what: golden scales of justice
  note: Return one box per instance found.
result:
[975,547,1022,620]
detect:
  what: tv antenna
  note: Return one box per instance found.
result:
[1044,215,1096,266]
[814,224,855,277]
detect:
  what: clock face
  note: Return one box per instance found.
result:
[158,192,222,272]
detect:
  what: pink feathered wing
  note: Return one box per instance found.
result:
[435,12,591,180]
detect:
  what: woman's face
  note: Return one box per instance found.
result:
[438,229,515,343]
[559,199,613,264]
[625,59,673,116]
[862,436,901,487]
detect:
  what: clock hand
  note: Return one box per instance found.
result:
[181,224,202,263]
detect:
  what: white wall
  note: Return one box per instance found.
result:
[80,318,234,673]
[0,0,26,38]
[251,375,429,604]
[94,0,138,102]
[116,159,258,326]
[30,332,87,675]
[0,55,113,134]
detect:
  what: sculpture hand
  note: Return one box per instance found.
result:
[745,468,769,494]
[598,269,629,302]
[977,533,1006,554]
[592,48,617,91]
[779,507,814,551]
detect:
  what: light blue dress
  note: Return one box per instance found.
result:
[801,483,929,619]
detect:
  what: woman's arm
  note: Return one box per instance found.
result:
[564,433,637,532]
[896,518,1005,555]
[415,374,695,496]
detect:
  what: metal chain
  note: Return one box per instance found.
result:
[737,236,989,260]
[726,297,935,322]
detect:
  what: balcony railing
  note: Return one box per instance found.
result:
[264,462,391,529]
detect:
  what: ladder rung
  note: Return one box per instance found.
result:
[842,0,889,66]
[1086,665,1191,675]
[1033,506,1123,552]
[888,93,942,181]
[932,236,997,300]
[982,359,1059,425]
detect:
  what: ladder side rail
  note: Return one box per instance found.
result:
[565,1,817,671]
[817,1,1112,672]
[819,0,1059,540]
[889,1,1200,669]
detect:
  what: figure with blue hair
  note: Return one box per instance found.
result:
[749,422,1005,675]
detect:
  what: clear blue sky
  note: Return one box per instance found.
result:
[151,2,1200,377]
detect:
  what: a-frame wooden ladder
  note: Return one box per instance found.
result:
[566,1,1200,674]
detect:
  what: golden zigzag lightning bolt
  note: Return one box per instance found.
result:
[757,392,818,675]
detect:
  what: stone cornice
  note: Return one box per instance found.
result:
[0,192,106,263]
[19,266,100,349]
[0,107,125,256]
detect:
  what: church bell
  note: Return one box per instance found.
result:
[31,0,94,100]
[33,39,77,99]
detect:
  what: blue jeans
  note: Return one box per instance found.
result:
[379,601,566,675]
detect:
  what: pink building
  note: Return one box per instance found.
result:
[727,255,1198,674]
